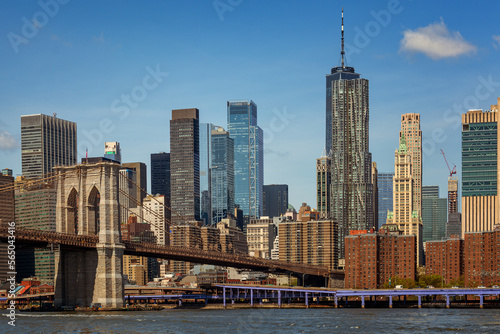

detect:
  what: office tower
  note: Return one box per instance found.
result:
[377,172,394,230]
[345,229,416,289]
[15,179,57,282]
[316,152,331,218]
[170,108,200,223]
[21,114,77,178]
[143,194,169,245]
[400,113,423,215]
[122,162,147,206]
[247,217,278,258]
[386,133,423,265]
[461,98,500,236]
[227,100,264,221]
[200,123,217,224]
[327,11,373,259]
[119,167,137,224]
[263,184,288,218]
[422,186,447,242]
[0,169,15,283]
[151,152,170,197]
[211,127,234,225]
[104,142,121,163]
[447,177,462,237]
[372,162,379,229]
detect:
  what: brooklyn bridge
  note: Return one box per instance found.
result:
[0,161,343,309]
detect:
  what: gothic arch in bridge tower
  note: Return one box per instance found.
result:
[54,162,125,309]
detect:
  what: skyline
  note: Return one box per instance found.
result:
[1,1,500,209]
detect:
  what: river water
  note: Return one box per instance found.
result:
[1,308,500,333]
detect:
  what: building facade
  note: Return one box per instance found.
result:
[422,186,447,242]
[170,108,200,223]
[122,162,147,205]
[21,114,77,178]
[247,218,278,259]
[263,184,288,218]
[447,177,462,238]
[464,228,500,287]
[104,141,121,163]
[0,169,15,283]
[377,172,394,229]
[211,127,234,225]
[316,154,331,218]
[386,133,423,265]
[425,237,464,284]
[345,229,416,289]
[200,123,217,224]
[227,100,263,221]
[400,113,422,215]
[151,152,170,197]
[119,167,137,224]
[461,101,500,236]
[143,194,169,246]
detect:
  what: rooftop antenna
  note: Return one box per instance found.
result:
[341,7,345,70]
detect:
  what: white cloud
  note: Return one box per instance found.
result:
[400,19,477,60]
[493,35,500,50]
[0,130,18,151]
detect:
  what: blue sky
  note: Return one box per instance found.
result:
[1,0,500,209]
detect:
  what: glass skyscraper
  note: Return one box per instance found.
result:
[200,123,217,224]
[227,100,263,221]
[377,172,394,229]
[422,185,447,242]
[327,12,374,260]
[211,127,234,225]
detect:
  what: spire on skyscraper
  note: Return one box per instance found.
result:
[331,8,355,74]
[341,7,345,70]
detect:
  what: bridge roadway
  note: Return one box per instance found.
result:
[0,227,342,277]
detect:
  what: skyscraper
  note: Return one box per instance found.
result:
[227,100,264,222]
[316,152,331,218]
[422,185,447,242]
[386,133,424,265]
[461,99,500,236]
[447,177,462,238]
[327,10,374,259]
[400,113,422,215]
[21,114,77,178]
[0,169,15,284]
[263,184,288,218]
[122,162,147,205]
[200,123,217,224]
[104,142,121,163]
[170,108,200,223]
[211,126,234,224]
[377,172,394,230]
[151,152,170,197]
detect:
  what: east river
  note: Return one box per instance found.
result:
[2,308,500,333]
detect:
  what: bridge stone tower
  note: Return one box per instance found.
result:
[53,162,125,309]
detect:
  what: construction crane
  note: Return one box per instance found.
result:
[440,149,457,177]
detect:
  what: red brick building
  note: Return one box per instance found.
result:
[345,227,416,289]
[464,228,500,287]
[425,237,464,284]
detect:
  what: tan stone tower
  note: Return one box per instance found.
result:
[54,162,124,309]
[400,113,422,216]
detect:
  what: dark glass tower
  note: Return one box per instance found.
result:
[377,172,394,229]
[151,152,170,197]
[327,10,374,260]
[263,184,288,218]
[211,127,234,224]
[170,108,200,223]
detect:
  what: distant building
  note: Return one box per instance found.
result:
[377,172,394,229]
[263,184,288,218]
[119,168,137,224]
[143,194,169,246]
[200,123,217,224]
[446,177,461,238]
[211,127,234,225]
[345,228,416,289]
[461,100,500,236]
[170,108,200,223]
[464,227,500,287]
[14,179,57,282]
[278,220,338,270]
[372,162,378,229]
[247,217,278,259]
[425,237,464,284]
[122,162,147,205]
[150,152,170,197]
[104,141,121,163]
[422,186,447,242]
[0,170,15,283]
[227,100,263,221]
[21,114,77,178]
[316,153,331,218]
